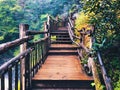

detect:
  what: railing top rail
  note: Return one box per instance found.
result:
[26,30,48,35]
[0,48,32,72]
[68,17,74,28]
[0,36,32,54]
[68,22,89,53]
[97,51,112,90]
[30,36,49,45]
[68,17,112,90]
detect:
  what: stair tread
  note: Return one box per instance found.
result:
[32,88,94,90]
[32,80,94,90]
[52,41,72,42]
[51,44,77,48]
[51,37,70,40]
[51,32,69,34]
[49,50,77,53]
[51,41,72,44]
[52,30,68,32]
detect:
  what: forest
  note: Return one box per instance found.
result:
[0,0,75,63]
[0,0,120,90]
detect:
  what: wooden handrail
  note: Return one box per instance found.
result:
[26,30,48,35]
[30,36,50,45]
[0,48,32,72]
[0,36,32,53]
[68,21,103,90]
[68,23,89,53]
[68,17,74,28]
[68,17,112,90]
[0,22,51,90]
[0,48,33,90]
[97,51,112,90]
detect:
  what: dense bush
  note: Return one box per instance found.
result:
[77,0,120,89]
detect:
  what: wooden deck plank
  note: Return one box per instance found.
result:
[32,55,93,80]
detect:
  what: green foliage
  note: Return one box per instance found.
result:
[80,0,120,89]
[81,0,120,45]
[0,0,22,43]
[0,0,76,65]
[114,78,120,90]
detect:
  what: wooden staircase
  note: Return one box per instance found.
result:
[31,27,94,90]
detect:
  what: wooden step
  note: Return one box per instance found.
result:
[50,47,77,50]
[32,88,93,90]
[51,34,70,38]
[51,41,72,44]
[32,80,94,90]
[51,44,77,48]
[50,32,69,35]
[48,50,78,55]
[55,37,70,39]
[57,27,68,31]
[51,38,71,41]
[52,30,68,32]
[50,44,78,50]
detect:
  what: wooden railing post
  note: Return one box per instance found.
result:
[47,15,51,46]
[44,22,50,51]
[19,24,30,90]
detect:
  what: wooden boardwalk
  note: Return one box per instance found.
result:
[32,27,93,80]
[32,27,93,89]
[33,53,93,80]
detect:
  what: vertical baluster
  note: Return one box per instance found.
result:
[8,67,12,90]
[33,49,35,77]
[45,39,47,55]
[20,61,22,90]
[37,44,39,69]
[25,52,30,89]
[1,73,5,90]
[35,45,38,73]
[47,38,49,52]
[34,48,36,74]
[31,51,33,77]
[30,53,32,77]
[15,63,18,90]
[29,53,32,86]
[38,43,40,67]
[39,43,42,67]
[42,42,44,58]
[32,51,34,77]
[41,43,43,64]
[39,43,41,68]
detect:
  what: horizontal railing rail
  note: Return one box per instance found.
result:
[26,30,48,35]
[0,36,32,53]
